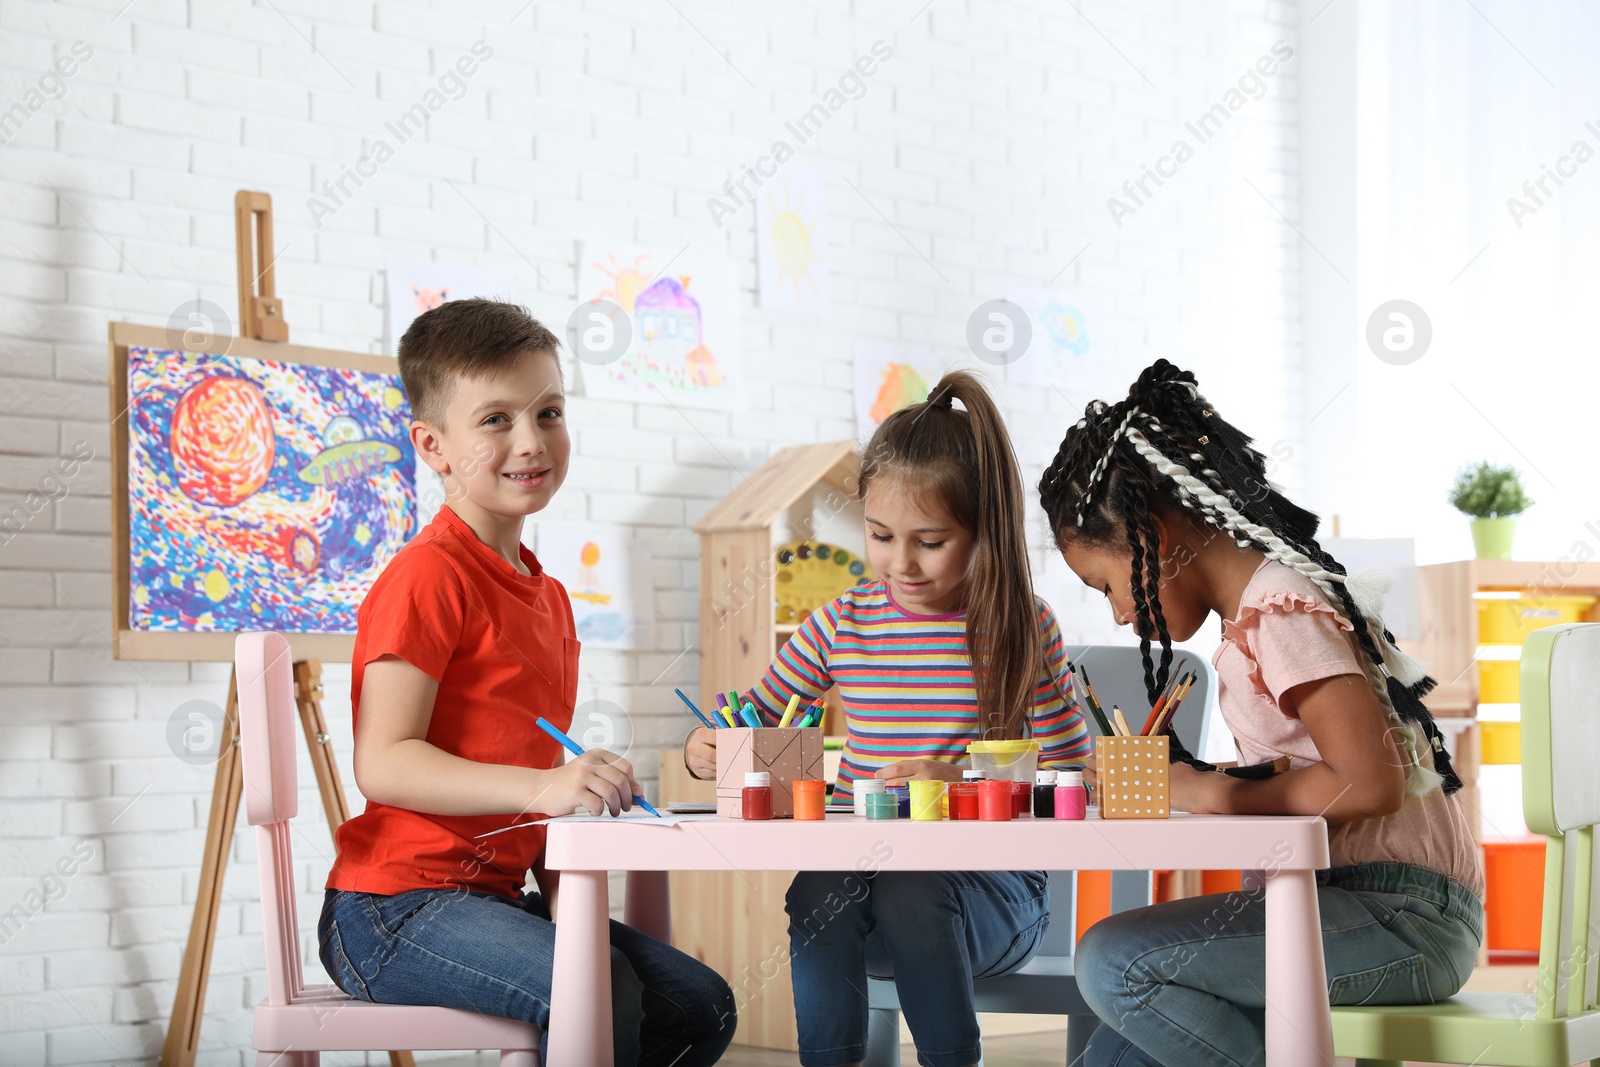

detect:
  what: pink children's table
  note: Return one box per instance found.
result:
[543,813,1333,1065]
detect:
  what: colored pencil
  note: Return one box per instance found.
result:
[534,717,661,816]
[1112,706,1133,738]
[675,688,717,730]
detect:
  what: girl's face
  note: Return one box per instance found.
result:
[1058,524,1212,643]
[863,480,974,616]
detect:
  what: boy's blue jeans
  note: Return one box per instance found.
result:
[1076,861,1484,1067]
[318,886,736,1067]
[785,869,1051,1067]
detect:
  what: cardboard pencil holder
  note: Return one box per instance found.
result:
[1094,735,1170,819]
[715,727,825,818]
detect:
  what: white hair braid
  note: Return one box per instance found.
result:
[1077,404,1143,526]
[1122,428,1441,795]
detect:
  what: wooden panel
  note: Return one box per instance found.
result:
[700,528,775,712]
[693,441,857,533]
[1411,562,1477,713]
[659,754,800,1051]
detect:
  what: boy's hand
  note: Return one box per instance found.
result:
[532,749,640,817]
[876,759,963,786]
[684,727,717,780]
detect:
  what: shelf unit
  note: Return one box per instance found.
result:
[675,440,866,1051]
[1407,560,1600,958]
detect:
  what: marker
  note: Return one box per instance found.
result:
[737,701,762,730]
[714,692,737,727]
[778,693,802,728]
[675,688,717,730]
[727,691,741,718]
[535,717,661,817]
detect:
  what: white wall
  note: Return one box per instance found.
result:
[0,1,1300,1062]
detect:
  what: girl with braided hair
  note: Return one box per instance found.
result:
[1039,359,1483,1067]
[685,370,1090,1067]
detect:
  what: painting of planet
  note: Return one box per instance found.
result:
[125,345,415,634]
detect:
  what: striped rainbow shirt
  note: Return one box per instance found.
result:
[743,579,1091,803]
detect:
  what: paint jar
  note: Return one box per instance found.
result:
[854,778,885,818]
[793,779,826,821]
[948,782,979,821]
[1010,780,1032,819]
[1055,769,1087,821]
[887,786,910,819]
[978,779,1013,821]
[909,780,945,821]
[866,792,898,820]
[741,772,772,821]
[966,739,1041,784]
[1033,770,1059,818]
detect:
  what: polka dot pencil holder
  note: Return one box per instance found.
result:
[1094,734,1170,819]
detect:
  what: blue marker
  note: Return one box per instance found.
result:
[738,701,762,730]
[534,717,662,817]
[675,688,717,729]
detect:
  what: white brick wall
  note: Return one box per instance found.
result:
[0,1,1301,1062]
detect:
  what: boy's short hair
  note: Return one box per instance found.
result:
[397,298,561,427]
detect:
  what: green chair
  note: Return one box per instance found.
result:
[1332,622,1600,1067]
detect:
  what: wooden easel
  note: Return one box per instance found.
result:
[161,193,415,1067]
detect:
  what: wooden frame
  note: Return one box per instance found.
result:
[108,321,405,663]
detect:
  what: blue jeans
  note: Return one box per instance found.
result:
[318,887,735,1067]
[1076,861,1484,1067]
[785,870,1050,1067]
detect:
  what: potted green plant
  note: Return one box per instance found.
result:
[1449,462,1532,560]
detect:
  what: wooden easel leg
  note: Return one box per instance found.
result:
[292,659,416,1067]
[162,670,242,1067]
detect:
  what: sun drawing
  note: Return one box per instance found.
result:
[764,182,825,299]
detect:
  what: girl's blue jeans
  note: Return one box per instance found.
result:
[1077,861,1484,1067]
[785,869,1050,1067]
[318,886,736,1067]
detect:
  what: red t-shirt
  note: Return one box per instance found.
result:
[326,505,578,898]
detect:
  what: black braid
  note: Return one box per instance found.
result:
[1114,474,1173,704]
[1040,359,1464,794]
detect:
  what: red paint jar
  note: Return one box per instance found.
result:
[948,782,979,820]
[742,772,772,820]
[1009,780,1032,818]
[979,779,1013,821]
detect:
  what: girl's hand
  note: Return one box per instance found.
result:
[877,759,964,786]
[530,749,640,817]
[1167,761,1226,814]
[684,727,717,780]
[1082,746,1097,795]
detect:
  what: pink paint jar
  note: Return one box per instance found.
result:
[1054,770,1087,820]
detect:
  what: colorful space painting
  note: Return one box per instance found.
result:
[126,346,415,634]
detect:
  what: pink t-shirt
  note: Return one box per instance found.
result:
[1211,559,1484,896]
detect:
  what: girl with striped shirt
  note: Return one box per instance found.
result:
[684,370,1090,1067]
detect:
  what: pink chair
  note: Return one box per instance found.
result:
[237,631,541,1066]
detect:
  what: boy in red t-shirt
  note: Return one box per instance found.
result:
[319,299,734,1066]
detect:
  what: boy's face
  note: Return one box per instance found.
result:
[413,349,570,520]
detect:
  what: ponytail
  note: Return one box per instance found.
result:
[860,370,1042,740]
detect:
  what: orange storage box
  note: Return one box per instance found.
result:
[1483,837,1545,954]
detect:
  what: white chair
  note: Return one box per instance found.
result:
[864,646,1216,1066]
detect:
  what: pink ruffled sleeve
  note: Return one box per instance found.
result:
[1228,587,1365,718]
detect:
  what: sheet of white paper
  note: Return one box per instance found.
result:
[474,811,686,838]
